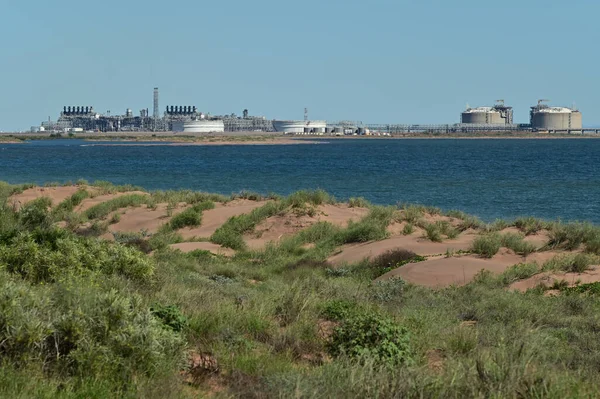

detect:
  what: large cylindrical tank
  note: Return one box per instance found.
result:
[531,107,582,130]
[172,120,225,133]
[273,120,327,133]
[461,107,505,124]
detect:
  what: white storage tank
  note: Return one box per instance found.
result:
[530,103,582,131]
[273,120,327,133]
[172,120,225,133]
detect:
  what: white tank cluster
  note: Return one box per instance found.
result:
[272,120,327,134]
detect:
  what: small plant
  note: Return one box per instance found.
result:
[151,304,188,332]
[500,233,537,256]
[328,312,412,366]
[471,233,502,258]
[367,249,425,278]
[514,217,545,236]
[109,212,121,224]
[348,197,370,208]
[321,300,359,321]
[424,223,442,242]
[370,277,405,302]
[402,223,414,235]
[543,253,596,273]
[499,263,539,286]
[325,268,352,278]
[401,205,423,224]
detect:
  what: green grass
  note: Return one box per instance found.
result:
[83,194,150,220]
[471,233,502,258]
[543,253,597,273]
[6,182,600,397]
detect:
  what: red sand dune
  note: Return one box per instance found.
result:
[245,204,369,250]
[377,255,513,288]
[509,267,600,292]
[328,234,475,265]
[179,199,267,239]
[107,203,189,234]
[10,186,82,208]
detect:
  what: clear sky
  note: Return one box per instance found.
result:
[1,0,598,131]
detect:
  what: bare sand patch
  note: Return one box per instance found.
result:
[377,255,513,287]
[179,199,266,239]
[328,234,475,265]
[10,186,81,208]
[169,242,235,257]
[244,204,368,250]
[107,203,189,234]
[509,267,600,292]
[75,191,149,213]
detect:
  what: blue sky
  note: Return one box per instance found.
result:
[1,0,598,131]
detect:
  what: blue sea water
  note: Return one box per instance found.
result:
[1,138,599,223]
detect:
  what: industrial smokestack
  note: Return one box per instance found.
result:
[153,88,159,131]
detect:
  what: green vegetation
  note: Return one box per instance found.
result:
[83,193,149,220]
[161,201,215,232]
[471,233,502,258]
[7,182,600,397]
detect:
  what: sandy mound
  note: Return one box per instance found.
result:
[244,204,369,250]
[509,267,600,292]
[169,242,235,257]
[179,199,266,239]
[10,186,82,208]
[328,234,475,265]
[76,191,149,213]
[378,256,513,287]
[107,203,189,234]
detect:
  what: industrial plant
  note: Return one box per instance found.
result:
[34,88,590,135]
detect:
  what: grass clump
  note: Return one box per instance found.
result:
[51,188,89,220]
[471,233,502,258]
[163,201,215,231]
[348,197,370,208]
[499,263,540,286]
[328,312,412,366]
[500,233,537,256]
[514,216,546,235]
[400,204,424,224]
[362,249,425,279]
[543,254,597,273]
[84,194,149,220]
[547,222,598,251]
[402,223,414,235]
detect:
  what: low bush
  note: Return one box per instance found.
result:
[514,217,545,235]
[543,254,596,273]
[0,232,154,283]
[321,300,359,321]
[472,233,502,258]
[150,304,188,332]
[84,194,149,220]
[402,223,414,235]
[500,233,537,256]
[328,312,412,366]
[348,197,370,208]
[370,277,405,302]
[499,263,540,286]
[366,249,425,278]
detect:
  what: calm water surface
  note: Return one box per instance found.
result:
[1,138,599,223]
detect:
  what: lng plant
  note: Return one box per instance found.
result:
[35,87,589,134]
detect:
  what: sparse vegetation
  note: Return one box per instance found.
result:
[471,233,502,258]
[5,182,600,397]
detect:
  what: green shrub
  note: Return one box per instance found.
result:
[402,223,414,235]
[424,223,442,242]
[562,282,600,295]
[501,233,537,256]
[457,215,485,231]
[328,312,412,366]
[84,194,149,220]
[365,249,424,278]
[370,277,405,302]
[547,222,596,251]
[19,197,52,229]
[401,205,423,224]
[321,300,359,321]
[150,304,188,332]
[499,263,539,286]
[169,208,202,230]
[543,254,596,273]
[0,232,154,283]
[348,197,370,208]
[514,217,545,235]
[472,233,502,258]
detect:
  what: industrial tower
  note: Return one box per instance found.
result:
[153,87,159,131]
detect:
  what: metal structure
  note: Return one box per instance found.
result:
[461,100,513,124]
[153,87,159,131]
[530,100,582,131]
